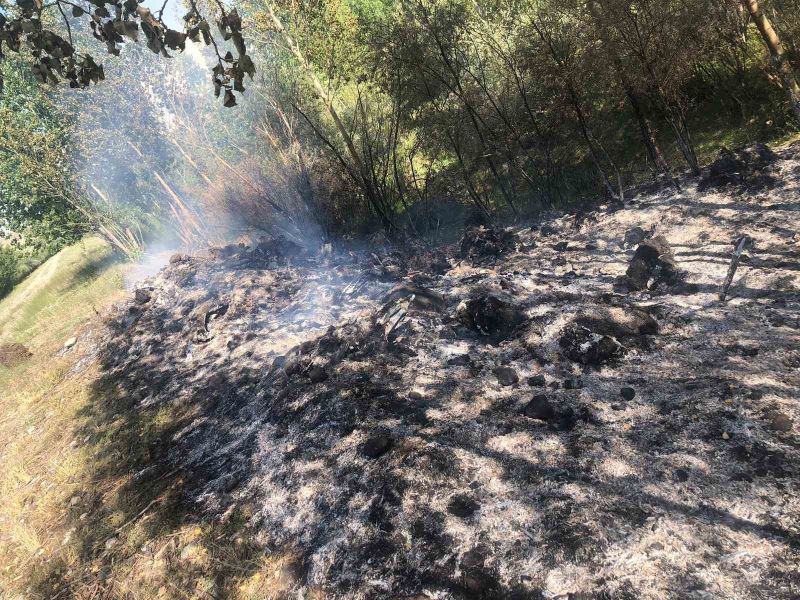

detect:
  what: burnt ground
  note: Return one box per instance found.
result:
[81,144,799,599]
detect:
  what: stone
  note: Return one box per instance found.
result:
[455,292,526,341]
[625,235,681,291]
[552,241,569,251]
[563,378,583,390]
[361,434,393,459]
[620,387,636,401]
[624,227,647,248]
[134,288,152,304]
[768,411,793,432]
[528,374,546,387]
[523,395,556,421]
[381,284,446,313]
[308,366,328,384]
[169,253,186,264]
[447,354,471,366]
[64,337,78,350]
[493,366,519,386]
[559,325,623,365]
[180,543,199,561]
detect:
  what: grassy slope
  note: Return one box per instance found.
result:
[0,238,284,600]
[0,238,127,593]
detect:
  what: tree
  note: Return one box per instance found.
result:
[0,55,86,253]
[0,0,254,106]
[741,0,800,121]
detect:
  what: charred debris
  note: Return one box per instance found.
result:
[96,143,800,598]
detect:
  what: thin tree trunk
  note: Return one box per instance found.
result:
[741,0,800,122]
[567,84,623,202]
[621,78,680,190]
[264,2,395,231]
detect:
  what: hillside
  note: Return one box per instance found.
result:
[1,144,800,599]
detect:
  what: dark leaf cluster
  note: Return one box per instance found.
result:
[0,0,254,106]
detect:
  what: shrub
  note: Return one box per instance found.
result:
[0,247,20,299]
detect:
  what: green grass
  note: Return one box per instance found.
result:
[0,237,125,348]
[0,237,290,599]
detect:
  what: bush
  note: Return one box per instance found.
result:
[0,247,20,299]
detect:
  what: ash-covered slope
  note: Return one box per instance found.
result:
[99,144,800,599]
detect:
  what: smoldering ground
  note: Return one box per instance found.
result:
[58,143,800,599]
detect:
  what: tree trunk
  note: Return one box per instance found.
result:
[741,0,800,122]
[621,80,680,190]
[264,2,395,231]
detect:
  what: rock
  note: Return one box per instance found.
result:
[308,366,328,384]
[105,537,118,550]
[528,374,546,387]
[134,288,152,304]
[624,227,647,248]
[458,226,519,262]
[625,236,682,291]
[563,378,583,390]
[447,494,480,518]
[69,495,81,506]
[64,337,78,350]
[559,325,623,365]
[552,241,569,251]
[455,292,526,341]
[447,354,471,366]
[493,366,519,386]
[620,387,636,401]
[169,253,186,264]
[361,434,393,459]
[523,394,556,421]
[768,411,793,432]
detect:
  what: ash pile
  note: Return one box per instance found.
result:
[100,145,800,599]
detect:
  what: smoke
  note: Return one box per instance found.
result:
[62,16,324,286]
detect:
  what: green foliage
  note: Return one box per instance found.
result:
[0,246,18,298]
[231,0,800,235]
[0,56,86,255]
[0,0,254,107]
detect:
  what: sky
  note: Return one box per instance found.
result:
[142,0,184,30]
